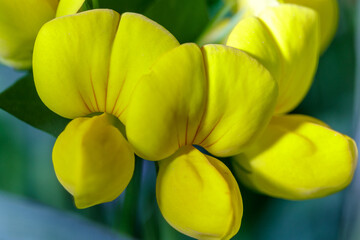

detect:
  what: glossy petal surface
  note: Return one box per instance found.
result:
[106,12,179,122]
[227,5,319,114]
[34,9,120,118]
[0,0,58,69]
[157,146,242,240]
[194,44,277,157]
[56,0,85,17]
[237,0,281,16]
[233,115,358,200]
[33,10,178,120]
[53,113,135,208]
[237,0,338,52]
[126,43,206,160]
[127,44,276,160]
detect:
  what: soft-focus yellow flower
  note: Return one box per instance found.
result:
[0,0,85,69]
[227,5,358,200]
[237,0,339,52]
[126,43,278,239]
[33,9,179,208]
[228,4,319,114]
[233,115,357,200]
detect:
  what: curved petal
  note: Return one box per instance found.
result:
[282,0,338,52]
[237,0,337,53]
[232,114,358,200]
[157,146,242,240]
[34,9,121,118]
[56,0,85,17]
[126,43,206,160]
[34,10,179,120]
[0,0,58,69]
[237,0,281,16]
[227,5,319,114]
[105,12,179,122]
[53,113,135,209]
[194,44,277,157]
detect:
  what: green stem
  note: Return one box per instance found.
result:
[195,1,236,45]
[92,0,100,9]
[115,157,143,237]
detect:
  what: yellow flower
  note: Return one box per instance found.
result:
[125,43,278,238]
[157,146,242,240]
[227,5,357,200]
[0,0,85,69]
[228,4,319,114]
[237,0,339,53]
[33,9,179,208]
[233,115,357,200]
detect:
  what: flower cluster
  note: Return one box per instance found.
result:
[0,0,357,239]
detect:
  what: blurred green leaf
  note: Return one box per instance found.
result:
[0,74,69,137]
[0,113,27,195]
[0,191,133,240]
[294,3,356,136]
[145,0,209,43]
[99,0,154,13]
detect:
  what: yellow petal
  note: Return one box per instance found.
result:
[238,0,338,52]
[56,0,85,17]
[227,5,319,114]
[282,0,339,52]
[34,9,120,118]
[194,44,277,157]
[33,10,178,120]
[0,0,58,69]
[232,114,358,200]
[53,113,135,209]
[237,0,282,16]
[157,146,242,240]
[126,43,207,160]
[105,12,179,122]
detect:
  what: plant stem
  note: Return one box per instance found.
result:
[92,0,99,8]
[195,1,236,45]
[115,157,143,237]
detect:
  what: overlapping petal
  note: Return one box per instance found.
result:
[238,0,339,52]
[194,44,277,157]
[0,0,58,69]
[33,10,179,120]
[126,44,277,160]
[157,146,242,240]
[232,114,358,200]
[126,43,207,160]
[34,9,121,118]
[105,12,179,122]
[282,0,338,52]
[227,5,319,114]
[52,113,135,208]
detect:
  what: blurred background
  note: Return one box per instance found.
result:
[0,0,359,239]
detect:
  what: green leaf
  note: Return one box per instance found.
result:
[145,0,210,43]
[0,73,69,137]
[0,191,133,240]
[294,4,356,136]
[99,0,155,13]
